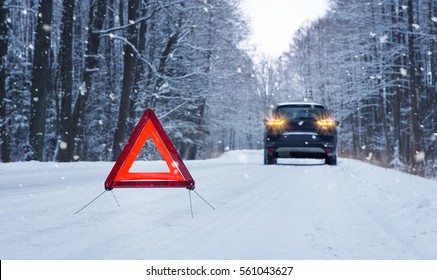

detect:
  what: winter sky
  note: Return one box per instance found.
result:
[242,0,330,58]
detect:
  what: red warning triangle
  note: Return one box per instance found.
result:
[105,109,195,190]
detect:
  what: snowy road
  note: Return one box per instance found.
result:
[1,150,436,259]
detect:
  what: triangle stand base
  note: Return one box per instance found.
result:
[188,189,215,218]
[74,189,120,215]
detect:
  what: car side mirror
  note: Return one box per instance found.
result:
[335,120,340,126]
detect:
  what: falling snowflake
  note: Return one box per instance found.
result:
[42,24,52,32]
[412,23,420,29]
[400,68,407,76]
[366,152,373,161]
[379,34,388,44]
[60,141,68,150]
[414,151,425,162]
[431,17,437,23]
[79,85,86,96]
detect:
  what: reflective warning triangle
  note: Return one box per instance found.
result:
[105,109,195,190]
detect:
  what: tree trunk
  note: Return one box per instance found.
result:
[0,0,9,162]
[128,1,148,134]
[390,0,401,166]
[407,0,423,173]
[57,0,75,162]
[28,0,53,161]
[112,0,140,160]
[188,98,206,160]
[428,0,437,164]
[70,0,106,160]
[149,31,180,109]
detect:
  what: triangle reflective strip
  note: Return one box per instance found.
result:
[104,109,195,190]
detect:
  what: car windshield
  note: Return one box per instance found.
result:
[275,105,327,120]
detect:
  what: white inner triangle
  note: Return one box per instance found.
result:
[129,136,171,173]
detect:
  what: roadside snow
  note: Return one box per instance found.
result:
[0,150,436,259]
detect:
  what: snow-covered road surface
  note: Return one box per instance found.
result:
[1,150,436,259]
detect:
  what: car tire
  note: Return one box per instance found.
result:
[264,151,277,165]
[325,155,337,165]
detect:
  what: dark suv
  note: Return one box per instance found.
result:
[264,102,338,165]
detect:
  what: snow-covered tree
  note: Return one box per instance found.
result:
[1,0,260,162]
[281,0,437,177]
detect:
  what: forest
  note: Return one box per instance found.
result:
[0,0,262,163]
[0,0,436,178]
[273,0,436,177]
